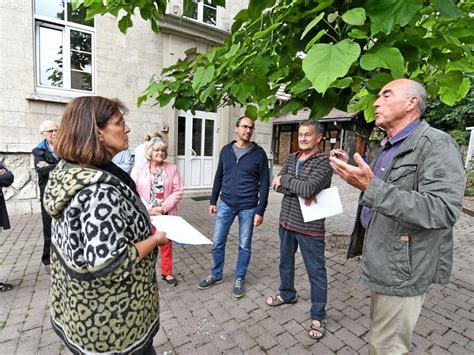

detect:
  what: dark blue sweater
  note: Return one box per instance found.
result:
[210,141,270,216]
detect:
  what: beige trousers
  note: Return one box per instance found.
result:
[369,290,426,355]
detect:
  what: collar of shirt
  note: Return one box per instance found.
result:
[380,118,421,150]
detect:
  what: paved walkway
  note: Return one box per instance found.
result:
[0,177,473,354]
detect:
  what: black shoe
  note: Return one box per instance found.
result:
[161,275,178,287]
[0,282,14,292]
[233,278,245,298]
[197,275,223,289]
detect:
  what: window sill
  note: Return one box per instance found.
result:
[25,90,92,104]
[159,14,228,44]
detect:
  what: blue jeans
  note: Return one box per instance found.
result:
[278,226,327,320]
[211,200,256,280]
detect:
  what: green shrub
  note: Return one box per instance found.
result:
[466,169,474,196]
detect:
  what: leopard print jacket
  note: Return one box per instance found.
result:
[43,161,160,354]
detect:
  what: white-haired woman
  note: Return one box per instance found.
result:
[133,131,163,166]
[131,137,183,286]
[32,120,60,274]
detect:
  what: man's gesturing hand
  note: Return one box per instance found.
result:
[329,153,374,191]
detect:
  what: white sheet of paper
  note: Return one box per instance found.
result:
[298,186,343,223]
[150,215,212,245]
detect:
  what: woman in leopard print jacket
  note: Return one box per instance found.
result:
[43,96,168,354]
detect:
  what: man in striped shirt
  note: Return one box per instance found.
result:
[266,120,333,341]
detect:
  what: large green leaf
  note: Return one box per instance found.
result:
[366,0,422,35]
[158,93,174,107]
[192,66,215,91]
[279,100,305,116]
[438,71,470,106]
[231,9,249,33]
[245,104,258,119]
[289,78,313,95]
[302,39,361,94]
[446,58,474,73]
[248,0,276,19]
[431,0,463,19]
[360,47,405,78]
[341,8,366,26]
[310,90,338,119]
[231,82,254,105]
[199,82,216,103]
[304,29,327,52]
[348,92,377,122]
[118,14,133,34]
[225,43,240,59]
[348,28,368,39]
[331,78,353,89]
[301,12,325,39]
[254,22,282,39]
[367,73,392,91]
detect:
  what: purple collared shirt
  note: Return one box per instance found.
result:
[360,119,421,229]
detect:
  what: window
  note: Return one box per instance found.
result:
[34,0,95,93]
[183,0,217,26]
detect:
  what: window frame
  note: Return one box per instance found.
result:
[34,3,96,95]
[183,0,219,27]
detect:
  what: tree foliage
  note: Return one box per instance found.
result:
[425,74,474,145]
[75,0,474,123]
[72,0,225,33]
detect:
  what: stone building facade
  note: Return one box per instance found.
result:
[0,0,272,215]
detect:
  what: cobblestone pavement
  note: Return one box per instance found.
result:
[0,176,473,354]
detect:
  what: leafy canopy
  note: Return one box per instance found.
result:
[425,74,474,145]
[75,0,474,122]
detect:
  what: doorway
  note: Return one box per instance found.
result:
[176,110,217,189]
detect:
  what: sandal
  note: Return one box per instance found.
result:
[308,319,327,341]
[0,282,14,292]
[161,274,178,287]
[266,294,297,307]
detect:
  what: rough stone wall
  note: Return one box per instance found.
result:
[0,153,39,215]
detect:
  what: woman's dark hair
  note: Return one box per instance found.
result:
[55,96,128,166]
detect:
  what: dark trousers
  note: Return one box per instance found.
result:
[40,199,52,266]
[278,225,327,320]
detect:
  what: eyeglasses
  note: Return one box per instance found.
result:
[239,125,255,131]
[108,119,126,128]
[152,148,167,152]
[298,133,314,138]
[42,129,58,134]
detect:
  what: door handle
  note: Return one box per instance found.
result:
[190,148,197,160]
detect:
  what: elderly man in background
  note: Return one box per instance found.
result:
[32,120,60,274]
[330,79,466,354]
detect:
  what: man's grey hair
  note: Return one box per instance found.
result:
[39,120,58,132]
[406,80,427,115]
[298,119,322,133]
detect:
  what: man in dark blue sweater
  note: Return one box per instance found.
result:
[198,116,270,298]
